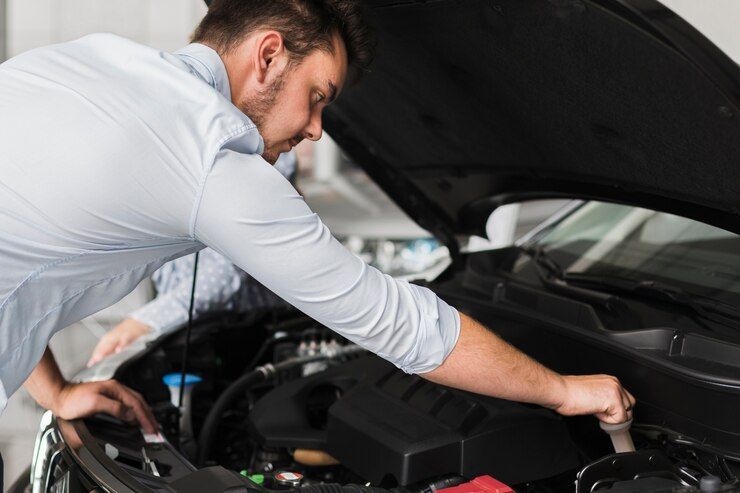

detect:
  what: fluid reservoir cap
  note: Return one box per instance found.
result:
[275,471,303,487]
[162,373,202,387]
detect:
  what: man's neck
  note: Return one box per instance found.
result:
[174,42,233,101]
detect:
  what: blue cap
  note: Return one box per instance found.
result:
[163,373,202,387]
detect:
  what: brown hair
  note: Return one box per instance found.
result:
[193,0,374,83]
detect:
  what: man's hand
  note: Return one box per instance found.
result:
[423,313,636,424]
[25,348,159,433]
[87,318,151,367]
[555,374,636,424]
[52,380,158,433]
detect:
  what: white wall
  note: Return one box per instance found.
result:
[659,0,740,64]
[6,0,206,57]
[0,0,6,60]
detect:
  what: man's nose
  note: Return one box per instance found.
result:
[303,112,323,142]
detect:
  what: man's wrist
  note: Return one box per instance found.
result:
[47,380,72,414]
[542,372,569,411]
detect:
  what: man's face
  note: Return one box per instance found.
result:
[238,34,348,164]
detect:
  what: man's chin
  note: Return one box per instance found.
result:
[261,149,280,165]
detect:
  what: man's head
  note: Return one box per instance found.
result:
[193,0,373,163]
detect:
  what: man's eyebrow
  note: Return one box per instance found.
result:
[326,81,337,103]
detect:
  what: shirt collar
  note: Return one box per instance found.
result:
[174,43,232,101]
[174,43,265,155]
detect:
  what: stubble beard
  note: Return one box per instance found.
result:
[238,73,285,164]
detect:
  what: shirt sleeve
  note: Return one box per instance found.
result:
[129,248,242,336]
[192,149,460,374]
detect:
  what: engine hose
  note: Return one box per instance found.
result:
[196,346,364,466]
[297,484,391,493]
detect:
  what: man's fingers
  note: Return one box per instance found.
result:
[621,391,632,412]
[103,381,157,433]
[612,402,628,424]
[623,389,635,421]
[616,385,635,423]
[553,374,636,425]
[48,381,156,432]
[625,388,636,408]
[94,394,134,422]
[107,381,156,430]
[598,384,635,424]
[599,404,628,424]
[127,388,156,426]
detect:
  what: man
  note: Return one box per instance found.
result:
[86,154,296,367]
[0,0,634,464]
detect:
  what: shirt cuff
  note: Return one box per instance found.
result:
[397,286,461,374]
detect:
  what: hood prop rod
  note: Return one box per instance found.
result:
[177,250,200,427]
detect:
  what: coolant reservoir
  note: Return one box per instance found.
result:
[163,373,202,439]
[600,419,635,453]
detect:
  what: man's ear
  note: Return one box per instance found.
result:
[254,31,287,84]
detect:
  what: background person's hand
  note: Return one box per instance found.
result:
[554,374,636,424]
[51,379,158,433]
[87,318,151,367]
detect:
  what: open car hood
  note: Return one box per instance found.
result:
[323,0,740,250]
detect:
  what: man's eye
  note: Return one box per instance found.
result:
[315,92,325,104]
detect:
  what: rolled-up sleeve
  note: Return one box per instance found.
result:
[192,149,460,373]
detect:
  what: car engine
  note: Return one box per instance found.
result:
[248,355,579,486]
[62,308,737,493]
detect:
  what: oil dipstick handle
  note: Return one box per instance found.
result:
[600,418,635,453]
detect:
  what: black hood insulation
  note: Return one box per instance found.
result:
[324,0,740,246]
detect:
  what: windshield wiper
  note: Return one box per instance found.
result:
[520,246,740,335]
[519,246,628,313]
[521,245,740,329]
[563,273,740,327]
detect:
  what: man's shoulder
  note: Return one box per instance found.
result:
[29,33,157,60]
[73,32,140,46]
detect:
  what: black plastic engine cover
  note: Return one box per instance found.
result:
[249,356,579,485]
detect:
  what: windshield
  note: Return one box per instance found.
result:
[529,202,740,305]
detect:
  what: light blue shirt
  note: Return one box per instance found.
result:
[131,152,296,336]
[0,34,460,413]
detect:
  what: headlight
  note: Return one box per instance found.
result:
[30,410,60,493]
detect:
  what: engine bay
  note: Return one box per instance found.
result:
[66,295,737,493]
[248,355,579,486]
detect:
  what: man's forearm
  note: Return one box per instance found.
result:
[422,314,566,409]
[422,313,635,423]
[23,346,66,410]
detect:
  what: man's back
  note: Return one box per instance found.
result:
[0,31,460,417]
[0,34,257,406]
